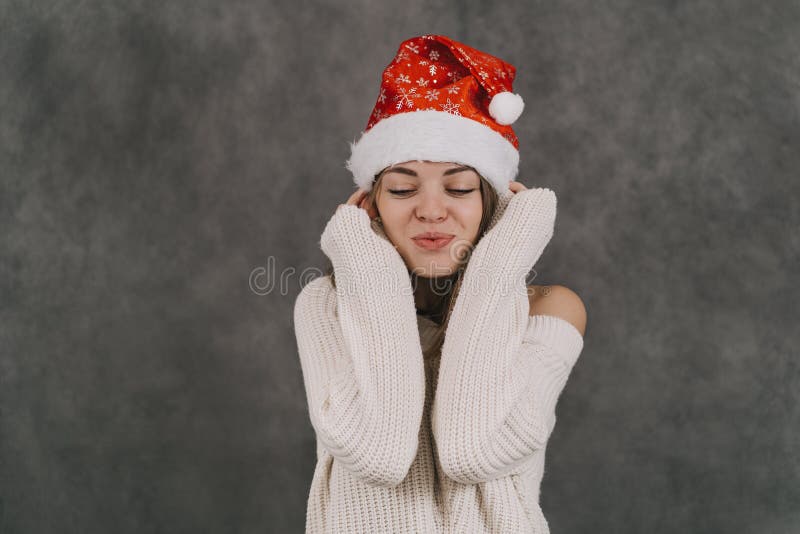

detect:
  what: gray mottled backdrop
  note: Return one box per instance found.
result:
[1,1,798,533]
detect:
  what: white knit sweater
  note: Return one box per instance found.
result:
[294,188,584,533]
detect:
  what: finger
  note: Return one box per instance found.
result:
[346,188,366,206]
[508,181,527,193]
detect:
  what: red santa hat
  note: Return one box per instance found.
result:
[346,34,525,193]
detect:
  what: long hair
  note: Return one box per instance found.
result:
[325,166,499,356]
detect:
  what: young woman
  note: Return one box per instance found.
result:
[294,35,587,534]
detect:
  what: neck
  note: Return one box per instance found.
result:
[411,271,460,315]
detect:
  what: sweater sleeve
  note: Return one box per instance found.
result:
[293,204,426,488]
[431,187,585,484]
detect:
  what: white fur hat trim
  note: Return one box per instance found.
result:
[346,110,519,192]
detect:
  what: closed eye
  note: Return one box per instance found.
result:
[388,189,476,196]
[449,189,476,195]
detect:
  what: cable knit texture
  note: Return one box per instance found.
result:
[294,188,584,533]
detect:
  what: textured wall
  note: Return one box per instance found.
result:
[1,1,798,533]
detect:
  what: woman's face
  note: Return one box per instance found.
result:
[373,160,484,278]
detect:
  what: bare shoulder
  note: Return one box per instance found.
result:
[527,284,587,336]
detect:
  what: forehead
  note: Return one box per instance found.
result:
[382,161,476,179]
[393,160,463,170]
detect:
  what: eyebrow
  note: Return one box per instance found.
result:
[384,165,472,177]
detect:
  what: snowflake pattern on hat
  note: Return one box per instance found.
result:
[365,35,520,149]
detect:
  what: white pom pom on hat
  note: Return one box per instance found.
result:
[488,91,525,125]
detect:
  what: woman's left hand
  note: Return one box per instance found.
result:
[488,181,527,228]
[508,181,528,194]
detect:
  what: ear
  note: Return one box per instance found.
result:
[362,195,379,220]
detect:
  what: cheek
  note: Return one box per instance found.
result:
[376,201,405,224]
[374,204,408,239]
[453,199,484,227]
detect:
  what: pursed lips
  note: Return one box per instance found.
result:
[412,232,455,240]
[411,232,456,250]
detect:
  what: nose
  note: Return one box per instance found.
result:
[415,190,447,222]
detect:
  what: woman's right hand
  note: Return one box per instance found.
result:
[339,188,378,220]
[322,187,404,281]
